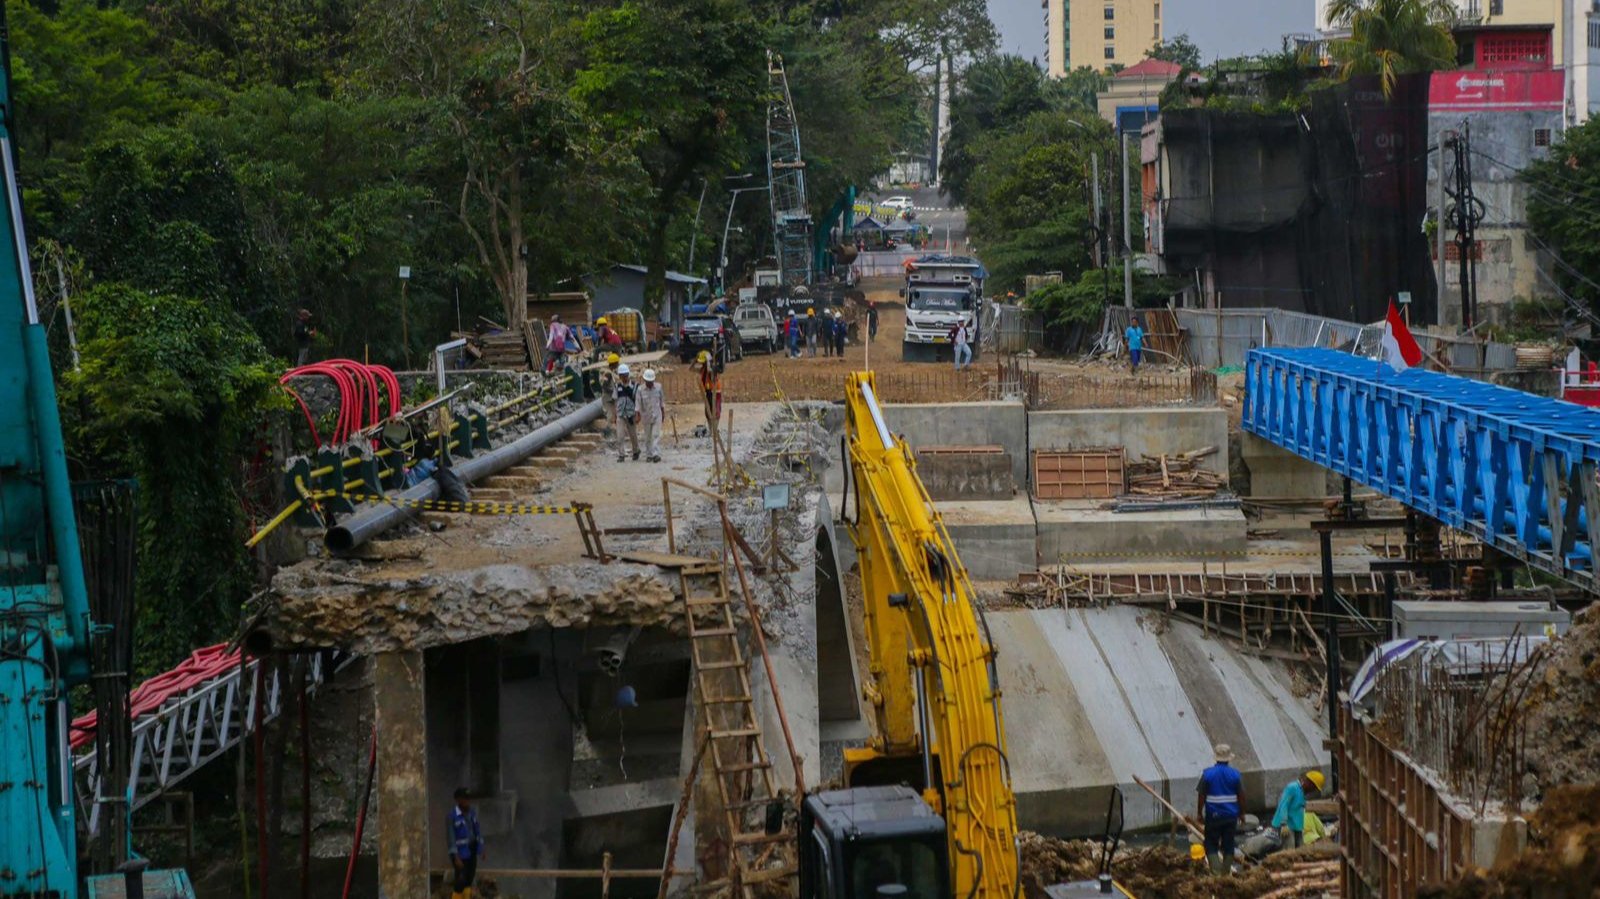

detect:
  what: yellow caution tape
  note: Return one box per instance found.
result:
[341,494,586,516]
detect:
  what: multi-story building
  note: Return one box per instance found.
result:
[1315,0,1600,122]
[1044,0,1165,77]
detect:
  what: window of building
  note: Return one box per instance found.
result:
[1590,21,1600,49]
[1105,26,1115,39]
[1154,2,1160,17]
[1489,0,1503,13]
[1479,33,1549,66]
[1105,45,1116,59]
[1534,127,1553,148]
[1104,6,1115,19]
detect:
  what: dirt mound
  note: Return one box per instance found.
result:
[1414,786,1600,899]
[1018,832,1336,899]
[1524,606,1600,797]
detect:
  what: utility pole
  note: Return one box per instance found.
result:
[685,179,708,276]
[1122,132,1133,309]
[1436,129,1448,329]
[398,265,412,368]
[1447,123,1481,332]
[1091,152,1102,267]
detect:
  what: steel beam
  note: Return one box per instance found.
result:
[1245,348,1600,593]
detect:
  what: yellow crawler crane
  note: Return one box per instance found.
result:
[797,371,1018,899]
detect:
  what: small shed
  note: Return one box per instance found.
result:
[582,264,708,328]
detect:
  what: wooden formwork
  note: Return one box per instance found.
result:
[1337,705,1527,899]
[1031,449,1124,500]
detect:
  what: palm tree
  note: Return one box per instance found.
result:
[1325,0,1459,98]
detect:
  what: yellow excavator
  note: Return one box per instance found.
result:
[797,372,1021,899]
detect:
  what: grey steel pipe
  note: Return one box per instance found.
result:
[325,399,603,552]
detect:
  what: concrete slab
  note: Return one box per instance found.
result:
[1028,408,1230,477]
[1239,431,1327,497]
[915,451,1016,501]
[989,607,1327,836]
[935,497,1038,581]
[1035,502,1247,564]
[883,401,1028,487]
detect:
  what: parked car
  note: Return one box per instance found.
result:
[678,310,742,363]
[734,303,779,353]
[881,196,914,212]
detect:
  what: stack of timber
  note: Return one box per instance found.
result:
[1122,446,1223,499]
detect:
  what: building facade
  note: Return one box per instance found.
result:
[1315,0,1600,122]
[1044,0,1165,77]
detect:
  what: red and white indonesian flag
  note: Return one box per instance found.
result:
[1381,300,1422,373]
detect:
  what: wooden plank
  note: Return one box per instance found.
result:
[618,550,721,569]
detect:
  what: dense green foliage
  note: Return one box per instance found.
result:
[1024,267,1187,328]
[1526,119,1600,321]
[1325,0,1457,98]
[1147,34,1202,71]
[8,0,983,667]
[964,111,1113,291]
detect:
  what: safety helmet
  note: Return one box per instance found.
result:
[607,353,621,366]
[807,307,815,315]
[697,350,710,364]
[1189,844,1206,862]
[787,309,796,316]
[643,368,657,383]
[617,363,631,376]
[1305,770,1326,791]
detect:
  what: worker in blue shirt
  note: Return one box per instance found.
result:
[1125,314,1146,373]
[1271,770,1325,849]
[449,787,485,899]
[1196,743,1243,875]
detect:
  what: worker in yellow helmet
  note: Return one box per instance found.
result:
[1271,770,1325,849]
[804,307,819,358]
[695,349,722,422]
[599,353,622,452]
[594,316,622,358]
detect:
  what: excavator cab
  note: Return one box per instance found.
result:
[800,786,951,899]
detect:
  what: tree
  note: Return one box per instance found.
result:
[1526,119,1600,319]
[357,0,645,329]
[1325,0,1458,98]
[963,110,1113,290]
[940,55,1080,204]
[1148,34,1202,71]
[574,0,764,314]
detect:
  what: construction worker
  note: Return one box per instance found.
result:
[822,309,834,357]
[785,310,801,358]
[613,363,639,461]
[293,308,316,367]
[833,310,847,357]
[639,368,665,463]
[867,302,879,342]
[545,313,569,374]
[599,352,621,448]
[1126,314,1146,373]
[696,350,723,422]
[1271,770,1325,849]
[950,317,972,371]
[594,316,623,358]
[1197,744,1244,875]
[805,307,819,358]
[448,787,484,899]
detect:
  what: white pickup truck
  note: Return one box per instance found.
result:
[734,303,779,354]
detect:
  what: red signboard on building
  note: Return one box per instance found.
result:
[1429,69,1564,112]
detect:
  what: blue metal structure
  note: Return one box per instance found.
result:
[1244,347,1600,591]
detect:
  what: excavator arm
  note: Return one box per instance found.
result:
[840,371,1019,899]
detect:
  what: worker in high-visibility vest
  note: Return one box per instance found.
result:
[448,788,484,899]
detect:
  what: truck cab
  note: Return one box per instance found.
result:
[800,786,951,899]
[902,256,985,363]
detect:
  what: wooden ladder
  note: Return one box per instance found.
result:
[677,562,795,896]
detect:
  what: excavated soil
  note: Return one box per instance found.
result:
[1416,786,1600,899]
[1523,605,1600,798]
[1019,832,1339,899]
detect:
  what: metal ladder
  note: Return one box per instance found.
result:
[677,562,794,896]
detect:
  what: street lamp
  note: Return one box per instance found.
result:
[719,185,769,294]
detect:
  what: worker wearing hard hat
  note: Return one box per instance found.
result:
[638,368,665,463]
[593,316,623,360]
[1196,743,1243,875]
[1271,770,1325,849]
[599,353,622,453]
[695,350,722,422]
[612,363,640,461]
[804,307,820,358]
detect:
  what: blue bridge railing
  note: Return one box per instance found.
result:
[1244,347,1600,591]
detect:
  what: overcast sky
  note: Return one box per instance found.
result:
[986,0,1316,64]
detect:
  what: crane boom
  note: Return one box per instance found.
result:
[840,371,1019,899]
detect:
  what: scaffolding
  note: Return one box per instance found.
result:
[766,52,813,288]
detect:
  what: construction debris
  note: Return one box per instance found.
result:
[1524,604,1600,799]
[1122,447,1225,500]
[1018,831,1339,899]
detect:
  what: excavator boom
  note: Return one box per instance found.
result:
[834,371,1019,899]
